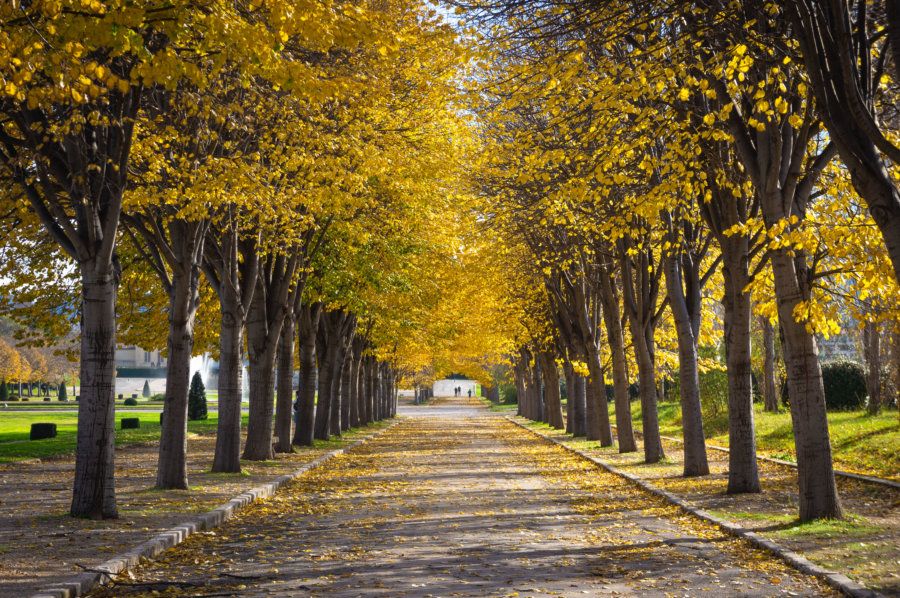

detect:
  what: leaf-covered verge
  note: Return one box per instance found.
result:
[0,418,392,596]
[519,417,900,596]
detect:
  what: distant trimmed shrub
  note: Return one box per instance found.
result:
[500,384,517,404]
[43,397,51,402]
[123,397,138,406]
[822,360,866,410]
[30,423,57,440]
[150,393,166,402]
[142,380,151,398]
[57,383,67,401]
[121,418,140,429]
[781,360,867,411]
[188,372,208,421]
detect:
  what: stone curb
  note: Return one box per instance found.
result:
[29,419,402,598]
[612,424,900,490]
[506,417,883,598]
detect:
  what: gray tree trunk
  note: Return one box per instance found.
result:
[864,320,881,415]
[585,342,614,446]
[573,372,587,437]
[599,264,637,452]
[663,251,709,477]
[515,355,527,417]
[563,361,575,434]
[349,346,361,428]
[761,315,779,413]
[539,352,565,429]
[211,303,244,473]
[156,270,198,489]
[292,304,319,446]
[314,334,338,440]
[274,314,295,453]
[71,261,119,519]
[722,248,760,493]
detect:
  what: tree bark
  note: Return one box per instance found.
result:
[563,360,576,434]
[864,320,881,415]
[599,265,636,452]
[274,313,295,453]
[71,261,119,519]
[211,303,244,473]
[771,249,843,520]
[663,249,709,477]
[348,345,361,428]
[515,354,528,417]
[539,352,565,429]
[314,328,338,440]
[761,314,779,413]
[722,247,761,493]
[156,269,199,489]
[292,304,320,447]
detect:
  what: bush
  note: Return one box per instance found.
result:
[188,371,208,420]
[57,383,67,401]
[121,417,140,429]
[781,360,867,411]
[142,380,151,398]
[8,395,18,402]
[822,360,866,410]
[123,397,138,406]
[30,423,57,440]
[43,397,51,402]
[149,393,166,402]
[500,384,517,404]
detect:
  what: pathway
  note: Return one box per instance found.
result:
[89,397,837,597]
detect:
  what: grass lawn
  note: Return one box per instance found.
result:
[480,396,518,412]
[611,400,899,480]
[0,412,246,463]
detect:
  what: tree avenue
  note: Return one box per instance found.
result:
[0,0,898,527]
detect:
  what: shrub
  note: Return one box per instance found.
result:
[188,371,208,420]
[781,360,867,410]
[500,384,517,404]
[150,393,166,402]
[142,380,151,398]
[57,383,67,401]
[123,397,138,406]
[121,418,140,429]
[30,423,57,440]
[821,360,866,410]
[43,397,51,402]
[8,395,18,402]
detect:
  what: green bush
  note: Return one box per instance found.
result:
[121,417,140,429]
[123,397,138,406]
[781,360,867,411]
[30,423,57,440]
[188,371,208,420]
[142,380,151,398]
[822,360,867,410]
[57,383,67,401]
[149,393,166,402]
[500,384,517,404]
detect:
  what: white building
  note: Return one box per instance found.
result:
[115,345,167,368]
[432,378,479,397]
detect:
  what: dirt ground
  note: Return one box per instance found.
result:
[0,423,387,597]
[90,398,838,597]
[531,422,900,597]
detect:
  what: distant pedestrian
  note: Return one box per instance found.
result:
[293,394,300,425]
[467,389,471,398]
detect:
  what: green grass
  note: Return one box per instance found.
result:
[611,400,900,479]
[0,412,246,463]
[480,396,518,412]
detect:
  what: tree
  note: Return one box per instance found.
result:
[188,372,207,421]
[142,380,151,399]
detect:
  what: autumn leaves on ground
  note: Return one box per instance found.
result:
[76,397,840,598]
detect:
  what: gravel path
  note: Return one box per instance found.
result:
[90,397,837,597]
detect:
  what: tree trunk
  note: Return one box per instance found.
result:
[242,314,279,461]
[529,356,543,421]
[274,314,295,453]
[563,361,575,434]
[663,253,709,477]
[340,353,352,432]
[761,315,779,413]
[572,372,587,437]
[715,237,761,493]
[585,343,614,446]
[71,261,119,519]
[314,337,338,440]
[349,347,361,428]
[539,352,565,429]
[292,304,319,446]
[211,304,245,473]
[599,269,637,452]
[864,320,882,415]
[156,274,197,489]
[515,355,527,417]
[631,320,665,463]
[770,248,843,520]
[366,358,377,423]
